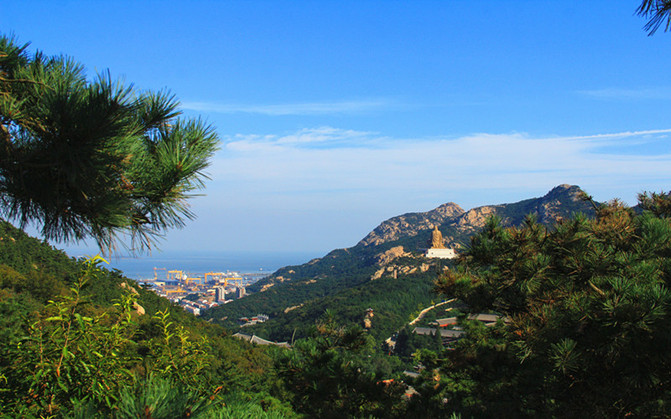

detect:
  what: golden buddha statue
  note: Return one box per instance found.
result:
[430,225,445,249]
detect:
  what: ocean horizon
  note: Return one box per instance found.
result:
[78,250,323,281]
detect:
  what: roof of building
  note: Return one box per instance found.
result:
[467,313,499,322]
[431,317,458,326]
[412,327,465,338]
[232,332,291,348]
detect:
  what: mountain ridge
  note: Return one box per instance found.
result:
[204,185,596,339]
[358,201,465,247]
[359,184,587,249]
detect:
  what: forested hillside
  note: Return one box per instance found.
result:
[4,191,671,417]
[3,2,671,414]
[240,266,450,343]
[0,220,297,417]
[205,184,597,341]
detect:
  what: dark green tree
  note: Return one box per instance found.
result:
[277,311,405,418]
[0,35,218,253]
[637,0,671,35]
[411,198,671,417]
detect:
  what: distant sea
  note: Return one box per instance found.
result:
[75,250,322,281]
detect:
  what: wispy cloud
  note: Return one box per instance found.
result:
[578,87,671,100]
[226,127,379,151]
[181,99,395,115]
[206,127,671,214]
[169,126,671,253]
[558,128,671,140]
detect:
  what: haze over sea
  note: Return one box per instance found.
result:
[69,250,322,282]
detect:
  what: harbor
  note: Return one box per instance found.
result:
[139,267,269,315]
[99,250,321,316]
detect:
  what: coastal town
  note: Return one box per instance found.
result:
[141,267,267,317]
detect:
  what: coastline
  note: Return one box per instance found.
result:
[88,250,322,281]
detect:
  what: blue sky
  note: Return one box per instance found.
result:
[3,1,671,255]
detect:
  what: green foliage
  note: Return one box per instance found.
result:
[113,374,214,419]
[69,375,294,418]
[147,307,214,395]
[0,234,296,417]
[418,198,671,417]
[0,256,294,417]
[394,326,444,365]
[0,34,218,253]
[243,268,444,343]
[207,402,293,419]
[276,311,406,418]
[2,257,139,415]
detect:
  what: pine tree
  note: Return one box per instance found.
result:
[418,197,671,417]
[637,0,671,35]
[0,35,218,254]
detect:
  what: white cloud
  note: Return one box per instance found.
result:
[205,127,671,213]
[134,126,671,253]
[181,99,395,115]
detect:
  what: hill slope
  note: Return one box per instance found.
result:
[0,220,294,417]
[204,184,595,339]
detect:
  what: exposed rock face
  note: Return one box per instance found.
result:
[358,202,465,247]
[370,246,414,279]
[375,246,408,266]
[133,302,145,316]
[534,184,586,224]
[451,184,587,229]
[284,303,304,313]
[455,205,499,230]
[371,268,386,280]
[251,184,594,295]
[357,185,588,249]
[363,309,374,329]
[120,282,139,295]
[370,258,433,280]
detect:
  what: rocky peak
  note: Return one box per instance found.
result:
[449,184,589,230]
[357,202,465,247]
[544,184,584,201]
[455,205,500,230]
[535,184,587,223]
[434,202,465,218]
[356,187,589,248]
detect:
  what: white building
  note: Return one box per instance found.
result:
[425,248,457,259]
[213,285,226,302]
